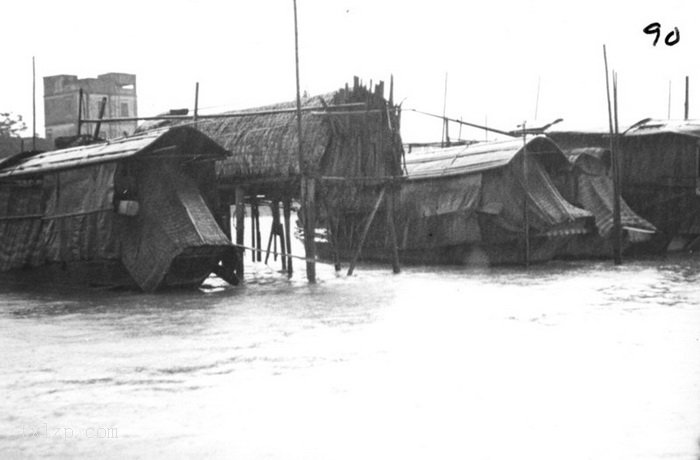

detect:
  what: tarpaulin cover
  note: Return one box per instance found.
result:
[0,182,44,270]
[570,159,656,237]
[397,174,482,249]
[41,163,119,262]
[480,155,592,237]
[0,163,117,271]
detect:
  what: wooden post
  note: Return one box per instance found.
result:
[235,186,245,279]
[93,97,107,139]
[347,187,386,276]
[386,184,401,274]
[77,88,83,136]
[522,123,531,268]
[283,198,293,277]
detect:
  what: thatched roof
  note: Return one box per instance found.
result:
[138,79,401,182]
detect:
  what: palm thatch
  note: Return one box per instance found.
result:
[139,78,404,199]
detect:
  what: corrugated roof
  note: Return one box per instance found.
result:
[0,126,227,179]
[405,136,568,179]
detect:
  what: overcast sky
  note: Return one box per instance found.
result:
[4,0,700,142]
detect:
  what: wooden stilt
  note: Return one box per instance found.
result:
[278,206,287,272]
[347,187,386,276]
[254,200,262,262]
[235,186,245,279]
[386,185,401,274]
[283,198,294,277]
[250,200,256,262]
[301,176,317,283]
[264,214,275,265]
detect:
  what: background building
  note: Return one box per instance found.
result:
[44,73,137,142]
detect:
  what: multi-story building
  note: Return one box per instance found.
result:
[44,73,137,142]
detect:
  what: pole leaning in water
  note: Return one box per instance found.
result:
[293,0,316,283]
[603,44,622,265]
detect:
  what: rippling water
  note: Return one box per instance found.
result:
[1,254,700,459]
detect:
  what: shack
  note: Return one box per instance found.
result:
[139,78,404,276]
[0,126,236,291]
[320,136,594,265]
[548,120,700,250]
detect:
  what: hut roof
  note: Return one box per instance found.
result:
[405,136,570,179]
[0,126,227,179]
[137,81,395,180]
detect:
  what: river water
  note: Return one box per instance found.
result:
[1,251,700,459]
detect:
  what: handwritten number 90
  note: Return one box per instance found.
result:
[644,22,680,46]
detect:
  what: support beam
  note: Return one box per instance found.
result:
[347,187,386,276]
[386,185,401,274]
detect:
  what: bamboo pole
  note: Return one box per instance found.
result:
[235,186,246,279]
[78,103,368,124]
[193,82,199,127]
[293,0,316,283]
[408,109,515,137]
[441,73,448,147]
[32,57,36,151]
[522,122,530,268]
[603,44,622,265]
[612,71,623,264]
[347,187,386,276]
[685,76,689,120]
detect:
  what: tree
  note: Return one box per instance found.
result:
[0,112,27,138]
